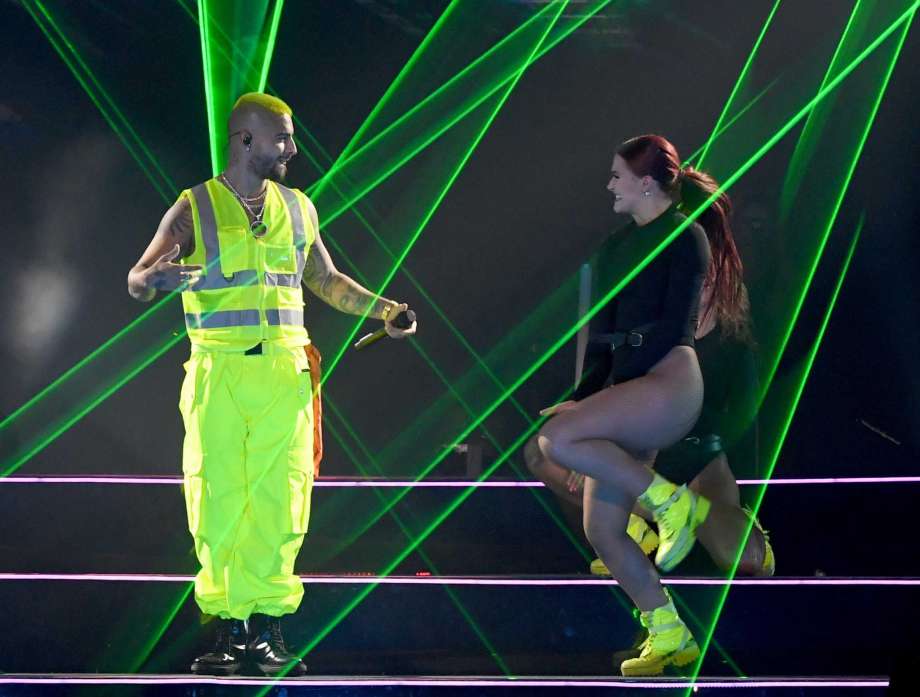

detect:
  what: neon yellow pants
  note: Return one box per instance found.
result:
[179,344,313,619]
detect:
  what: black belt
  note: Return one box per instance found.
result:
[682,433,723,454]
[589,323,655,352]
[244,343,262,355]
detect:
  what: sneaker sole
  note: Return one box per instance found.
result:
[620,642,700,677]
[190,664,240,676]
[656,527,695,572]
[257,662,307,677]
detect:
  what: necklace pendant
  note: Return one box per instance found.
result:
[250,220,269,238]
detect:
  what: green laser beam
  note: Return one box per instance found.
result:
[304,2,610,229]
[778,0,866,220]
[688,216,866,688]
[277,386,570,687]
[21,0,177,203]
[323,400,513,676]
[309,0,463,200]
[316,0,919,595]
[1,323,182,477]
[0,0,600,451]
[687,6,915,686]
[257,0,284,92]
[753,2,917,417]
[318,0,578,386]
[126,583,195,673]
[198,0,286,173]
[683,77,780,168]
[694,0,783,169]
[310,0,558,199]
[196,0,219,174]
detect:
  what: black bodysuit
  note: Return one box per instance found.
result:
[575,205,711,397]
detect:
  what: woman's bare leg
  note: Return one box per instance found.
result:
[584,476,668,609]
[536,347,704,610]
[523,435,587,540]
[691,454,767,574]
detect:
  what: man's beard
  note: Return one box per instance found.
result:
[267,161,287,182]
[256,157,287,182]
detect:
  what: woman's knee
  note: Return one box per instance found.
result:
[523,435,545,476]
[537,419,575,464]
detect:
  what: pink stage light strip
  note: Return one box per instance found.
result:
[0,675,891,688]
[2,476,919,486]
[1,573,918,587]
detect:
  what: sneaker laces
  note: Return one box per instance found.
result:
[742,506,771,545]
[654,485,689,534]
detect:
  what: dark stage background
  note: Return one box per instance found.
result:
[1,0,919,684]
[1,0,918,544]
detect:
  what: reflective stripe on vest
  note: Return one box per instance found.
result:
[265,308,304,326]
[184,308,303,329]
[189,182,307,291]
[185,309,261,329]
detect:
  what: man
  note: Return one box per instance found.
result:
[127,92,416,676]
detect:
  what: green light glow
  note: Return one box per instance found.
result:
[304,2,612,234]
[308,8,920,652]
[281,389,568,688]
[778,0,866,221]
[694,0,783,169]
[309,0,463,200]
[0,0,603,474]
[198,0,286,173]
[686,3,915,687]
[22,0,177,203]
[318,0,580,385]
[323,401,513,676]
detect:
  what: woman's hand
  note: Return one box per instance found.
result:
[565,469,586,494]
[539,400,578,417]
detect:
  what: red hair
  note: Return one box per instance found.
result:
[617,134,751,342]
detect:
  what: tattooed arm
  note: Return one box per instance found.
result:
[301,199,397,320]
[127,196,201,302]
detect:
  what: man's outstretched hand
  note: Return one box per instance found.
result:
[144,244,203,292]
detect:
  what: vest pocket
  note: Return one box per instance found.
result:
[264,243,297,274]
[216,226,254,276]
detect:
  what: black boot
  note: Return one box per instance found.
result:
[191,618,247,675]
[246,614,307,676]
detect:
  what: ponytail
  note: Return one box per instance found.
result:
[680,167,751,343]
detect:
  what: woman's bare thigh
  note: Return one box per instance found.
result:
[546,346,703,455]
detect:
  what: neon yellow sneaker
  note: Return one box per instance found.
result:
[651,485,710,572]
[590,515,659,575]
[620,592,699,677]
[744,506,775,577]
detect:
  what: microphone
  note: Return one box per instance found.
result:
[353,309,416,351]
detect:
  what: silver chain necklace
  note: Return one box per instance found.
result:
[219,174,269,238]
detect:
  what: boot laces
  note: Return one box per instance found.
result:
[267,619,287,651]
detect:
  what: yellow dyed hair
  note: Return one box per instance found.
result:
[232,92,292,116]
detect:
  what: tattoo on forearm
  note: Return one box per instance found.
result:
[302,236,388,317]
[326,275,379,316]
[169,204,194,257]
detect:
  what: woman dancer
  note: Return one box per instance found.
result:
[536,134,746,676]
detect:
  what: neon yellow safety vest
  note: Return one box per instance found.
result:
[179,178,315,351]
